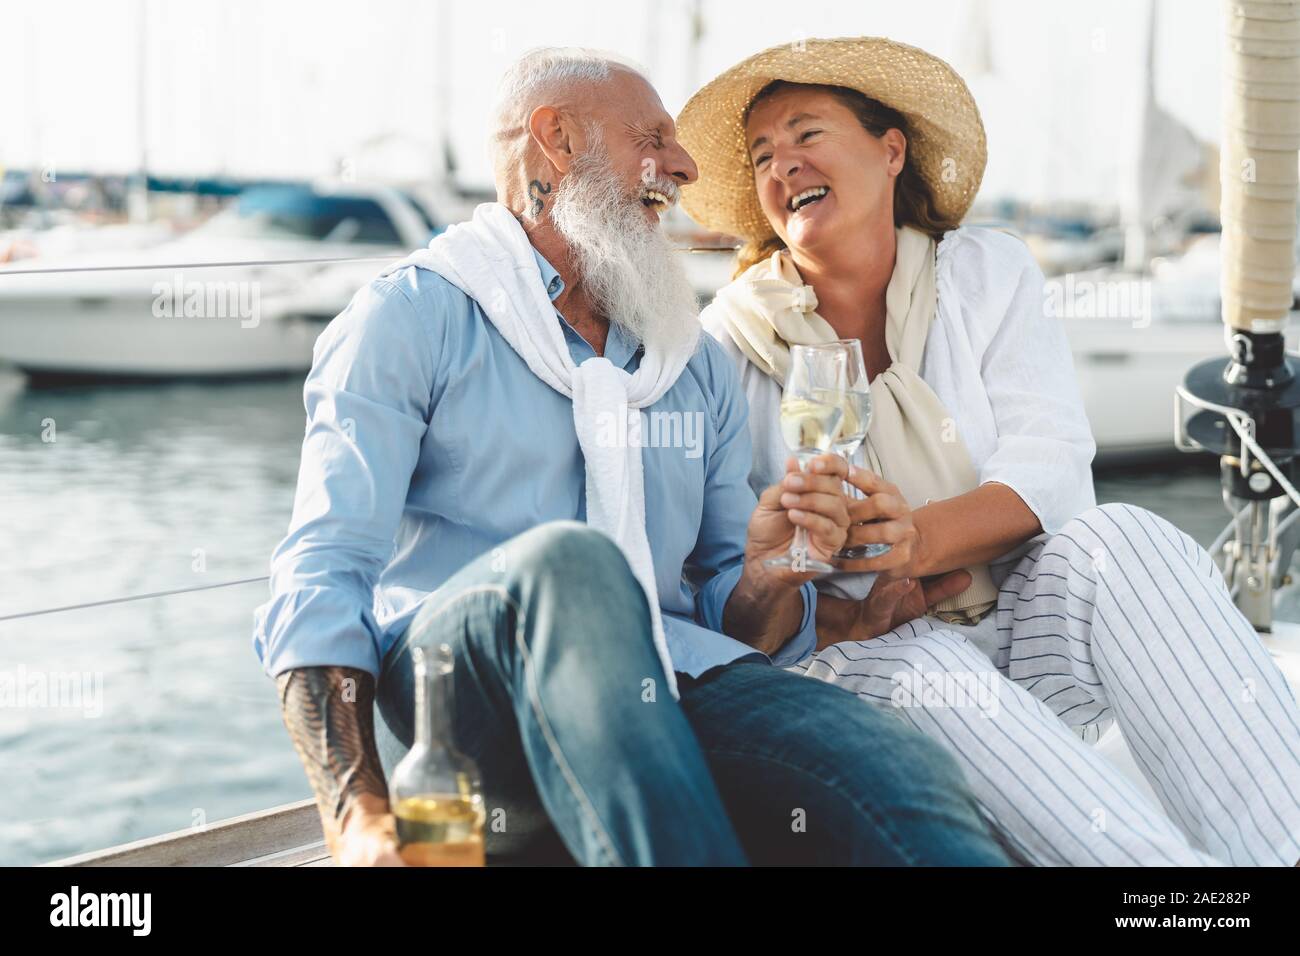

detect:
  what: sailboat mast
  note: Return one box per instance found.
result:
[1221,0,1300,335]
[131,0,151,223]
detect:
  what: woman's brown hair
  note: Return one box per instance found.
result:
[734,80,960,277]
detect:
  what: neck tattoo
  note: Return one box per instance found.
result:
[527,180,553,218]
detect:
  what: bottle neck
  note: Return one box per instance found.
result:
[413,651,453,749]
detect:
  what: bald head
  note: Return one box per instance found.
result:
[491,50,638,196]
[489,47,698,223]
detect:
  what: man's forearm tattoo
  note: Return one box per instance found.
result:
[527,179,552,218]
[277,666,388,832]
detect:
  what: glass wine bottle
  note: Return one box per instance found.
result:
[388,642,486,866]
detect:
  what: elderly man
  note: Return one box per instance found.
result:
[253,48,1009,867]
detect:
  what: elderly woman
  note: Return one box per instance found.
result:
[678,36,1300,866]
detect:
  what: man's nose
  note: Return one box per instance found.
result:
[664,142,699,186]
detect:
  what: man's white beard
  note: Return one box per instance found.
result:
[548,144,700,355]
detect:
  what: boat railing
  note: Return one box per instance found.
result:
[0,246,736,277]
[0,576,270,624]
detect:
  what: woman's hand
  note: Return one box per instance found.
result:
[833,467,923,576]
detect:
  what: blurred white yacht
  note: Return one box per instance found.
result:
[0,182,439,383]
[1059,232,1300,462]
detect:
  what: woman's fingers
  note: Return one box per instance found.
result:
[846,492,907,524]
[846,465,898,497]
[836,542,913,573]
[847,518,914,548]
[835,524,916,573]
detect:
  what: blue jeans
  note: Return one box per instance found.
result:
[374,521,1009,866]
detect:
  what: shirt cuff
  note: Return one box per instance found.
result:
[253,587,384,679]
[696,564,819,667]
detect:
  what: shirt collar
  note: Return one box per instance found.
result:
[530,246,644,370]
[531,247,565,302]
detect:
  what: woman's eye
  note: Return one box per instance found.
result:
[754,154,771,168]
[799,129,821,142]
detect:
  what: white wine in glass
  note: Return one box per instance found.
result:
[831,339,891,561]
[766,344,848,574]
[780,396,845,459]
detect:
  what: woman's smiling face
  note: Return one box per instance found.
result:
[744,85,906,257]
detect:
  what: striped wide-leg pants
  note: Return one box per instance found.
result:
[789,502,1300,866]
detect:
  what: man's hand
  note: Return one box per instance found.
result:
[277,666,409,867]
[744,453,850,586]
[858,569,973,641]
[723,453,850,654]
[817,568,973,650]
[331,793,409,867]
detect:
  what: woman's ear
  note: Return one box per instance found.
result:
[881,128,907,178]
[527,106,575,176]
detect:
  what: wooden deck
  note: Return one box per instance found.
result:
[47,799,331,867]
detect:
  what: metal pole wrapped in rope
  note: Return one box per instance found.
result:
[1176,0,1300,629]
[1221,0,1300,332]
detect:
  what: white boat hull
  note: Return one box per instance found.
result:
[0,291,322,381]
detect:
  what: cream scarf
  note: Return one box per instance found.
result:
[710,226,996,623]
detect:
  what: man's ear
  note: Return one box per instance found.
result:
[528,106,576,175]
[882,128,907,177]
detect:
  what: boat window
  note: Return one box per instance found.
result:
[197,187,403,245]
[401,191,441,238]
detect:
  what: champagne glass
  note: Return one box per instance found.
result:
[766,343,848,573]
[831,339,892,560]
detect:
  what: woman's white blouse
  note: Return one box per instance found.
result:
[700,225,1098,606]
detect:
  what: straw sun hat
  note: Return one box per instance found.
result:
[677,36,988,242]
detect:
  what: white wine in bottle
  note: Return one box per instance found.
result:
[389,644,486,866]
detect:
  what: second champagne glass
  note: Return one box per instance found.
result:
[831,339,892,561]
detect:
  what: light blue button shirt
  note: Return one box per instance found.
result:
[252,246,818,679]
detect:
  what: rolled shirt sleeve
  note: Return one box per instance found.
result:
[252,277,435,678]
[972,236,1098,534]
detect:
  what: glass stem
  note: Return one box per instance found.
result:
[843,450,861,500]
